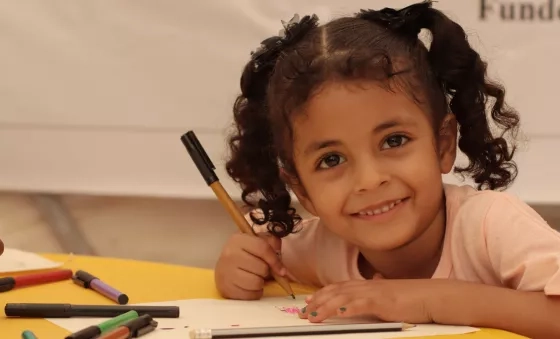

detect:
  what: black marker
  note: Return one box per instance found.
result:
[5,303,179,318]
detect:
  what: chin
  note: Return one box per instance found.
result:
[355,230,417,252]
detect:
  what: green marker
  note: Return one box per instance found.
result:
[65,310,139,339]
[21,330,38,339]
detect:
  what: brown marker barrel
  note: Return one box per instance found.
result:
[95,326,129,339]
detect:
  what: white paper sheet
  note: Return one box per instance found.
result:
[0,248,63,273]
[48,296,479,338]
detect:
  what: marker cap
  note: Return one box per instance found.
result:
[137,322,157,336]
[73,270,97,288]
[122,314,158,336]
[0,277,15,292]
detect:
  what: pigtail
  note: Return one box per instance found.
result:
[423,7,520,190]
[358,1,520,190]
[226,15,318,237]
[226,61,298,238]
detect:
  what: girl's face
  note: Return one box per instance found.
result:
[290,80,456,252]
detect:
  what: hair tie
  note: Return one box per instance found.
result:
[250,14,319,72]
[356,0,433,37]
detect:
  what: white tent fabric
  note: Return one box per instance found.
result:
[0,0,558,203]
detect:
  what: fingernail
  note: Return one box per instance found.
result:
[310,311,318,317]
[280,267,286,276]
[339,307,346,313]
[300,306,306,313]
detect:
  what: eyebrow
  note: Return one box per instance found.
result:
[303,118,416,156]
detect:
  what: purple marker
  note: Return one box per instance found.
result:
[73,270,129,305]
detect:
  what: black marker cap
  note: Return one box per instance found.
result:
[73,270,97,288]
[0,277,15,292]
[122,314,155,335]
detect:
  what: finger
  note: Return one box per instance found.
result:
[226,283,264,300]
[234,267,266,292]
[304,281,367,319]
[331,298,377,319]
[259,232,282,254]
[257,233,285,278]
[305,284,338,304]
[303,287,339,320]
[373,273,384,280]
[236,249,270,279]
[243,237,286,276]
[306,292,355,323]
[298,306,308,319]
[306,280,363,304]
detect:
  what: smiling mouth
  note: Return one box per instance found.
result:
[352,198,409,217]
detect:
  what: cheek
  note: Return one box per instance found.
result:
[301,173,350,218]
[308,183,347,215]
[404,143,445,207]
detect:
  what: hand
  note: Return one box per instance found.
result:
[299,279,451,324]
[215,232,286,300]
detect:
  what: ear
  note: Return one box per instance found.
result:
[437,114,457,174]
[280,168,318,216]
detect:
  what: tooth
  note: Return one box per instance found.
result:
[395,199,402,204]
[373,209,382,215]
[381,205,389,212]
[359,211,366,216]
[366,210,374,216]
[389,203,395,209]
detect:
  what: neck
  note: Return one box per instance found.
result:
[358,200,447,280]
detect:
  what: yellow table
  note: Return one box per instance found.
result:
[0,254,525,338]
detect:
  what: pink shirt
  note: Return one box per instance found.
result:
[258,184,560,295]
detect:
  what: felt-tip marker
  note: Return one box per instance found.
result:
[65,310,138,339]
[96,314,158,339]
[5,303,180,318]
[73,270,129,305]
[0,269,73,292]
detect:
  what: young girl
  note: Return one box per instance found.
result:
[214,1,560,337]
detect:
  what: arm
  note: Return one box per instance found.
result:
[430,280,560,339]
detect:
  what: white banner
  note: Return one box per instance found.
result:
[0,0,558,203]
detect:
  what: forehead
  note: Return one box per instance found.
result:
[292,80,430,141]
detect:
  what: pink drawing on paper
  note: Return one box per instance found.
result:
[276,306,301,314]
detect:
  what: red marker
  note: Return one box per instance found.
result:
[0,269,73,292]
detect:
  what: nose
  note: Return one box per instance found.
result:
[352,156,389,193]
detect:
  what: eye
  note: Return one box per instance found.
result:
[382,135,410,149]
[317,153,347,169]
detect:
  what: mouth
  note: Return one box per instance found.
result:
[351,197,409,218]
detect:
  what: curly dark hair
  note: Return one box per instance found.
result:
[226,1,520,238]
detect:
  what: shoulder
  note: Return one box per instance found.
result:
[444,183,549,233]
[443,185,560,293]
